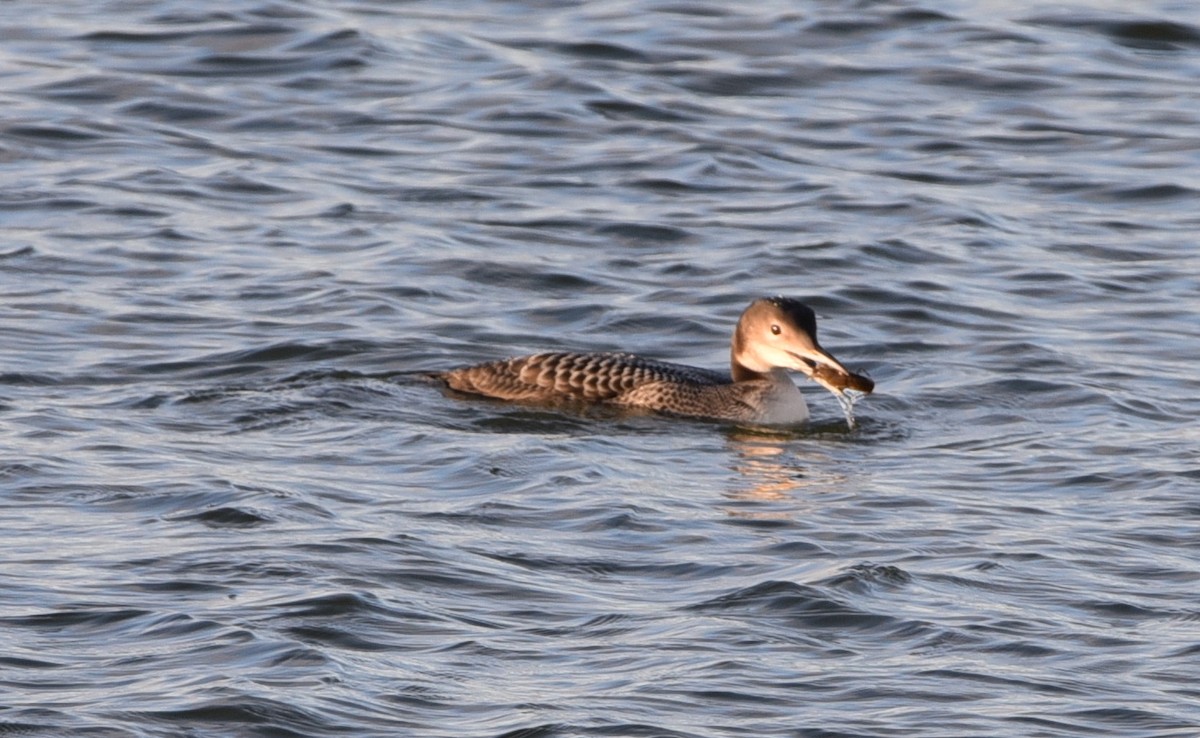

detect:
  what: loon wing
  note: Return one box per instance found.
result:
[439,351,728,403]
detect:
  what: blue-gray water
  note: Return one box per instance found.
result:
[3,2,1200,736]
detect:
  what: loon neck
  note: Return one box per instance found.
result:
[731,358,768,383]
[731,359,793,385]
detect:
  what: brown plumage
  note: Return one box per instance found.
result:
[432,297,873,425]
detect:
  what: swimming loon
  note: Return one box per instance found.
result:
[433,297,873,425]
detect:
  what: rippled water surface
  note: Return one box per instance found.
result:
[3,1,1200,736]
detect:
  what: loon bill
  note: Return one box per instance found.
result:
[432,297,873,425]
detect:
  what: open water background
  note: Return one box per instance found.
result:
[3,1,1200,736]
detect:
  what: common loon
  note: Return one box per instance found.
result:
[433,297,873,425]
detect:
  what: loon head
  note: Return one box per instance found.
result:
[731,297,873,394]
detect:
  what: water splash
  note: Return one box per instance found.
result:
[834,390,867,429]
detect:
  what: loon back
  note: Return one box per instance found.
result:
[435,350,811,424]
[439,351,729,404]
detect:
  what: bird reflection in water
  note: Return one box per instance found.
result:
[722,428,848,511]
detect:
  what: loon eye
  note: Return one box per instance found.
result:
[770,324,781,335]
